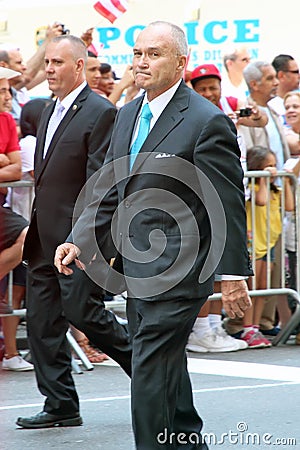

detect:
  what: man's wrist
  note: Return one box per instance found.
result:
[221,275,248,281]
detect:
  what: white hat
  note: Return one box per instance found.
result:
[0,67,21,79]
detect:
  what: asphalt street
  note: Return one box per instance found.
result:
[1,330,300,450]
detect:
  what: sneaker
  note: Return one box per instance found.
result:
[222,316,243,337]
[186,330,242,353]
[261,327,281,336]
[2,355,34,371]
[186,331,208,353]
[241,330,272,349]
[214,325,248,350]
[230,330,244,339]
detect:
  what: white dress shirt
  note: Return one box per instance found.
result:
[133,79,246,281]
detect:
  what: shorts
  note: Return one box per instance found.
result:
[259,246,275,263]
[13,262,27,286]
[0,263,27,296]
[0,206,28,253]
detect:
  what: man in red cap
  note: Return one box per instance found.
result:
[190,63,266,120]
[190,63,267,159]
[191,64,242,116]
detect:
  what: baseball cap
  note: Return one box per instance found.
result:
[190,64,222,86]
[0,67,21,80]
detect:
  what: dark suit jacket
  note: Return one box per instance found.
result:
[70,81,253,300]
[23,84,116,262]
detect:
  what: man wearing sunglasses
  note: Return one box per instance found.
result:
[269,54,300,125]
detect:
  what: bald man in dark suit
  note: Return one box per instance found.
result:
[55,24,252,450]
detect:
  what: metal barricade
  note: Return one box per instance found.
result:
[2,173,300,347]
[0,180,94,371]
[0,180,34,310]
[208,170,300,346]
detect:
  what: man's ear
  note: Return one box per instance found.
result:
[76,58,85,73]
[249,79,258,93]
[177,55,187,71]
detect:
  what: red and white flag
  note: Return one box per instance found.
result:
[93,0,128,24]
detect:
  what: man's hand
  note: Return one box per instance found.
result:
[45,22,65,41]
[221,279,252,319]
[54,243,83,275]
[80,27,94,48]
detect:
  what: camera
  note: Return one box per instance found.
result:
[60,24,70,35]
[239,107,252,117]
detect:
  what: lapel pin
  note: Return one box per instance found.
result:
[72,104,78,110]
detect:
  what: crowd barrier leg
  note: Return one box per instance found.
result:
[273,296,300,345]
[66,329,94,371]
[71,358,83,374]
[0,182,95,372]
[1,307,94,371]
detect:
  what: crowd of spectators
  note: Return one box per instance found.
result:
[0,23,300,379]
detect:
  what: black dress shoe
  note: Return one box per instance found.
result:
[16,411,83,429]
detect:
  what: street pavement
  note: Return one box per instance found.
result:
[1,329,300,449]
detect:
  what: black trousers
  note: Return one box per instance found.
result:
[126,296,209,450]
[26,242,132,415]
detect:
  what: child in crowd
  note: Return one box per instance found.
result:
[244,145,298,348]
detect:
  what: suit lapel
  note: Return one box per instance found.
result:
[130,82,190,175]
[43,102,81,161]
[35,86,90,184]
[34,102,54,180]
[113,95,144,186]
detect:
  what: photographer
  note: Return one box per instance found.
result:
[190,63,267,127]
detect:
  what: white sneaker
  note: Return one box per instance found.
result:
[187,329,243,353]
[186,331,208,353]
[2,355,34,371]
[214,325,248,350]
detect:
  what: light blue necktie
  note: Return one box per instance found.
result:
[130,103,153,170]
